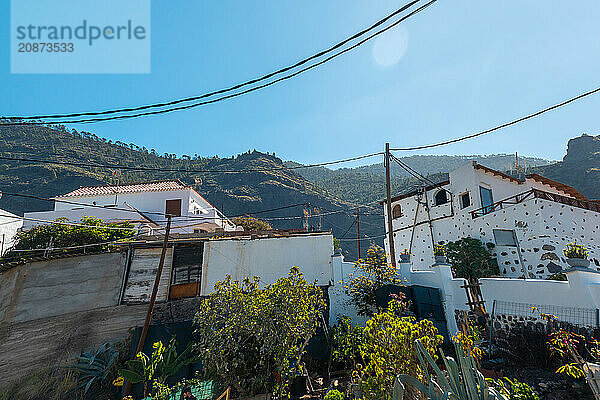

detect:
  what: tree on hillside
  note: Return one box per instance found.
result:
[232,215,273,231]
[445,237,498,282]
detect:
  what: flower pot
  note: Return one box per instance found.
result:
[567,258,590,268]
[434,255,447,263]
[399,254,410,262]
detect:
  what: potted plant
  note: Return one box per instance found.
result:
[563,241,590,268]
[399,249,410,262]
[434,243,447,263]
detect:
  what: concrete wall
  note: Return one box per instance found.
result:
[0,304,147,385]
[0,252,127,325]
[200,234,334,294]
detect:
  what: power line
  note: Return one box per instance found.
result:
[391,85,600,151]
[389,153,450,197]
[338,219,357,239]
[4,0,423,122]
[1,0,436,125]
[0,190,305,220]
[0,190,381,227]
[338,233,387,242]
[0,151,383,173]
[0,212,137,231]
[7,237,141,253]
[233,203,307,216]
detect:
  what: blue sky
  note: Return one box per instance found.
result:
[2,1,600,165]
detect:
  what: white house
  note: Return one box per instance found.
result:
[382,161,600,278]
[0,208,24,255]
[23,180,239,234]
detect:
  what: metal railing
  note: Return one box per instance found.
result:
[494,299,599,327]
[471,188,600,219]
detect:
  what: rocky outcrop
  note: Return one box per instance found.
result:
[537,134,600,200]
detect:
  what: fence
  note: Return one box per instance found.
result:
[493,300,600,327]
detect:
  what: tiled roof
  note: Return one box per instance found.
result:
[57,180,189,198]
[473,162,523,183]
[526,173,588,201]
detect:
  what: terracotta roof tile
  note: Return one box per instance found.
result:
[526,173,588,200]
[57,180,188,198]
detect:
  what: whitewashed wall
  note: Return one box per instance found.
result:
[480,268,600,326]
[200,234,334,294]
[329,255,369,326]
[328,256,469,335]
[24,188,237,233]
[384,162,600,278]
[0,210,23,255]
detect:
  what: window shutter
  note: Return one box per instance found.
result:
[165,199,182,217]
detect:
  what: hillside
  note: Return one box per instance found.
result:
[0,123,391,260]
[287,154,550,206]
[1,124,597,261]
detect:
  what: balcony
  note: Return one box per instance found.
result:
[470,188,600,219]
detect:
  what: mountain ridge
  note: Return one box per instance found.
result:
[1,123,597,260]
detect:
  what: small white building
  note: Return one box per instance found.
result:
[0,208,24,255]
[23,180,239,234]
[383,161,600,278]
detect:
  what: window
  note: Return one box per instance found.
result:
[493,229,517,247]
[479,187,494,214]
[165,199,182,217]
[434,190,448,206]
[170,244,204,300]
[392,204,402,219]
[459,192,471,209]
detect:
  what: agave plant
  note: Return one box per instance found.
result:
[118,337,199,396]
[67,342,119,396]
[393,340,508,400]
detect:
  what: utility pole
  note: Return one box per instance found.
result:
[356,208,361,260]
[385,143,396,268]
[124,215,172,396]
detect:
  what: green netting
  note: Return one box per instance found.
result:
[142,380,214,400]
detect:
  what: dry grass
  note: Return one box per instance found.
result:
[0,368,82,400]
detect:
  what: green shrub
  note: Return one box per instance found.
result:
[118,337,198,397]
[193,267,325,398]
[331,316,364,370]
[231,216,272,231]
[324,389,345,400]
[3,216,135,261]
[446,237,498,281]
[344,245,403,317]
[488,378,540,400]
[359,299,444,400]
